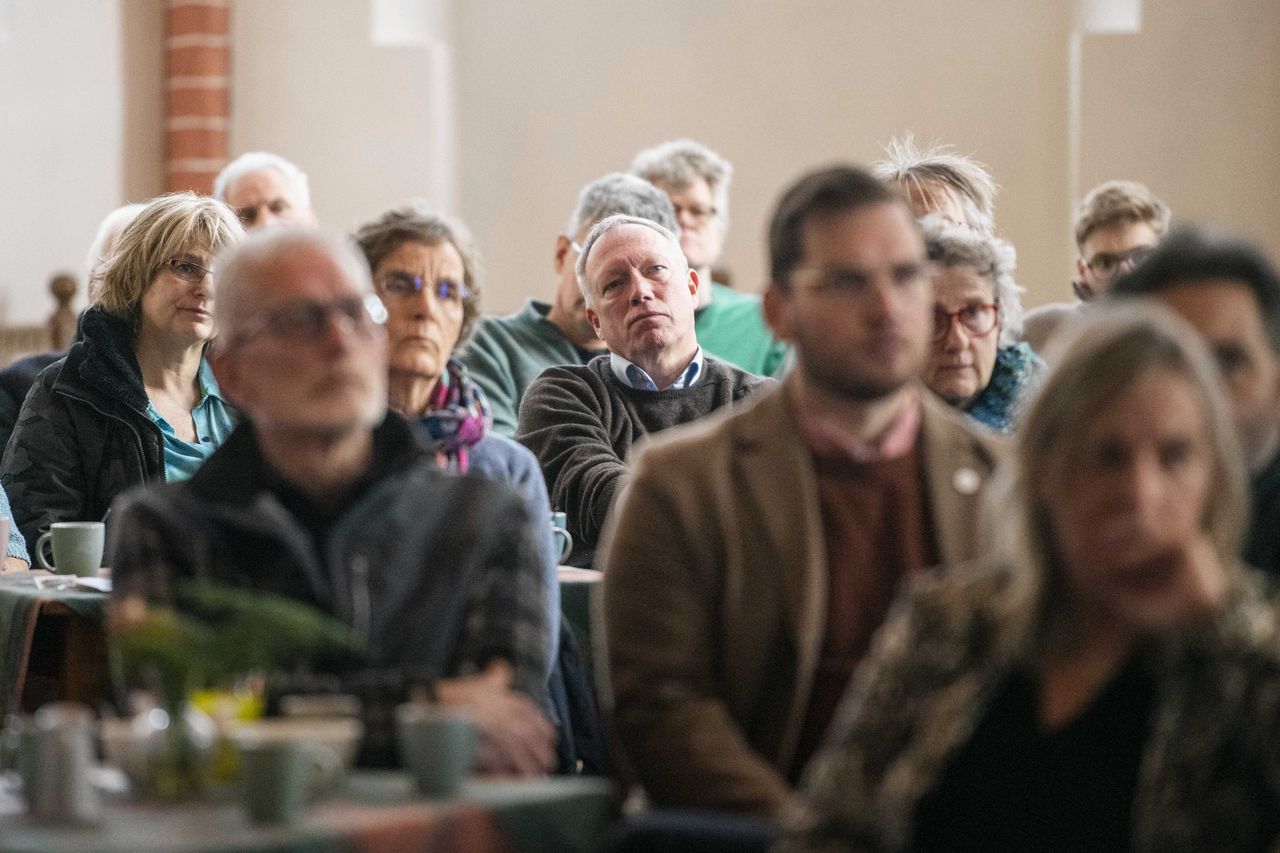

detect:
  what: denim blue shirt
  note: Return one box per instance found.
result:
[609,346,704,391]
[145,359,235,483]
[0,482,29,562]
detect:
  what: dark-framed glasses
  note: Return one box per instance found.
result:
[934,303,1000,341]
[163,257,212,284]
[226,295,383,348]
[378,272,471,305]
[1084,245,1155,279]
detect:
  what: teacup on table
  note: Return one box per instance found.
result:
[35,522,104,577]
[395,704,476,797]
[230,720,353,825]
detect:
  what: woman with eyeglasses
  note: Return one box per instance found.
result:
[920,215,1044,433]
[352,205,559,649]
[1,192,243,553]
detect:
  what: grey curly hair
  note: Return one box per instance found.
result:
[921,214,1023,346]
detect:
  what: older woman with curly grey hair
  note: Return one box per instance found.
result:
[921,215,1044,432]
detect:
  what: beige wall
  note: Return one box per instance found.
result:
[1079,0,1280,279]
[0,0,124,324]
[5,1,1279,325]
[229,0,453,235]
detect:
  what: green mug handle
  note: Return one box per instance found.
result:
[34,531,56,572]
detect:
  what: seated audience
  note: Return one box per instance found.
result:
[1022,179,1169,350]
[0,202,145,454]
[518,214,771,567]
[632,139,788,376]
[457,173,677,436]
[600,167,1001,816]
[213,151,318,230]
[872,135,998,234]
[109,228,556,776]
[1,482,30,571]
[921,215,1043,432]
[1111,227,1280,578]
[3,193,243,551]
[352,203,558,659]
[779,306,1280,852]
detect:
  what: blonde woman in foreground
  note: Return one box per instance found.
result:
[778,305,1280,853]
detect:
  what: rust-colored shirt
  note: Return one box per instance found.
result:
[791,441,940,778]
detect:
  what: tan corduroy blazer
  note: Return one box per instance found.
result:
[598,381,1006,816]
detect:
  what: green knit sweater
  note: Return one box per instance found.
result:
[517,355,773,566]
[695,283,790,378]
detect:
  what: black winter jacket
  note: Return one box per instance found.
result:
[1,308,164,552]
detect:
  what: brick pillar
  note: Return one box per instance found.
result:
[164,0,231,194]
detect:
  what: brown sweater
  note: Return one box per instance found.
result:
[791,443,940,777]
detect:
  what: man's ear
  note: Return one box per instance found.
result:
[1073,258,1094,301]
[687,268,700,299]
[554,235,573,275]
[762,282,794,343]
[585,306,605,342]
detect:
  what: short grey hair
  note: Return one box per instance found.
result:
[214,227,372,339]
[631,138,733,228]
[565,172,678,239]
[574,214,686,307]
[84,202,147,283]
[873,134,997,235]
[921,215,1023,346]
[213,151,312,211]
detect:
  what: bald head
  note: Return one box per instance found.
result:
[214,227,373,338]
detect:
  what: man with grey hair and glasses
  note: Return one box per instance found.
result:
[458,172,678,435]
[108,227,557,775]
[517,214,771,567]
[632,138,789,377]
[213,151,319,230]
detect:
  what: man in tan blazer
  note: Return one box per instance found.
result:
[600,165,1005,817]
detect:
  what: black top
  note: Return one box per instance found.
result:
[914,652,1156,853]
[1246,447,1280,579]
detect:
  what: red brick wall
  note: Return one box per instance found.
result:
[164,1,231,194]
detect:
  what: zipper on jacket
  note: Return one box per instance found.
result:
[55,389,159,479]
[350,554,371,650]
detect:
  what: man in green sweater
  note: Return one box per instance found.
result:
[457,173,679,436]
[632,139,790,378]
[517,215,772,567]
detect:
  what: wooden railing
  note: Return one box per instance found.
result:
[0,274,79,367]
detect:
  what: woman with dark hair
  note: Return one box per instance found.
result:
[780,305,1280,852]
[2,192,243,551]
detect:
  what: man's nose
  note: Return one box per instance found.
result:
[628,272,655,303]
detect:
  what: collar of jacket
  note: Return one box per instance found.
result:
[186,410,428,506]
[53,307,150,416]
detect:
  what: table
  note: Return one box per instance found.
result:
[0,573,108,713]
[0,772,617,853]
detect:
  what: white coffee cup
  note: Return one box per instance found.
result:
[35,522,105,577]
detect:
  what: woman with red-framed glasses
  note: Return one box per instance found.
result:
[921,215,1045,433]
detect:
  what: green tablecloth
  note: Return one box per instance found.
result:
[0,773,616,853]
[0,573,108,712]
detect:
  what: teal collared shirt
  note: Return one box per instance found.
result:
[609,346,704,391]
[145,359,235,482]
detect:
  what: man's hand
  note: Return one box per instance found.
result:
[435,660,557,776]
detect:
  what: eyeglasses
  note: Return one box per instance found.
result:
[163,257,212,284]
[377,272,471,306]
[790,262,934,300]
[226,295,383,348]
[1083,245,1155,280]
[672,203,718,226]
[934,303,1000,341]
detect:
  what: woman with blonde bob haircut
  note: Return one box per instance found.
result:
[3,192,244,552]
[779,305,1280,852]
